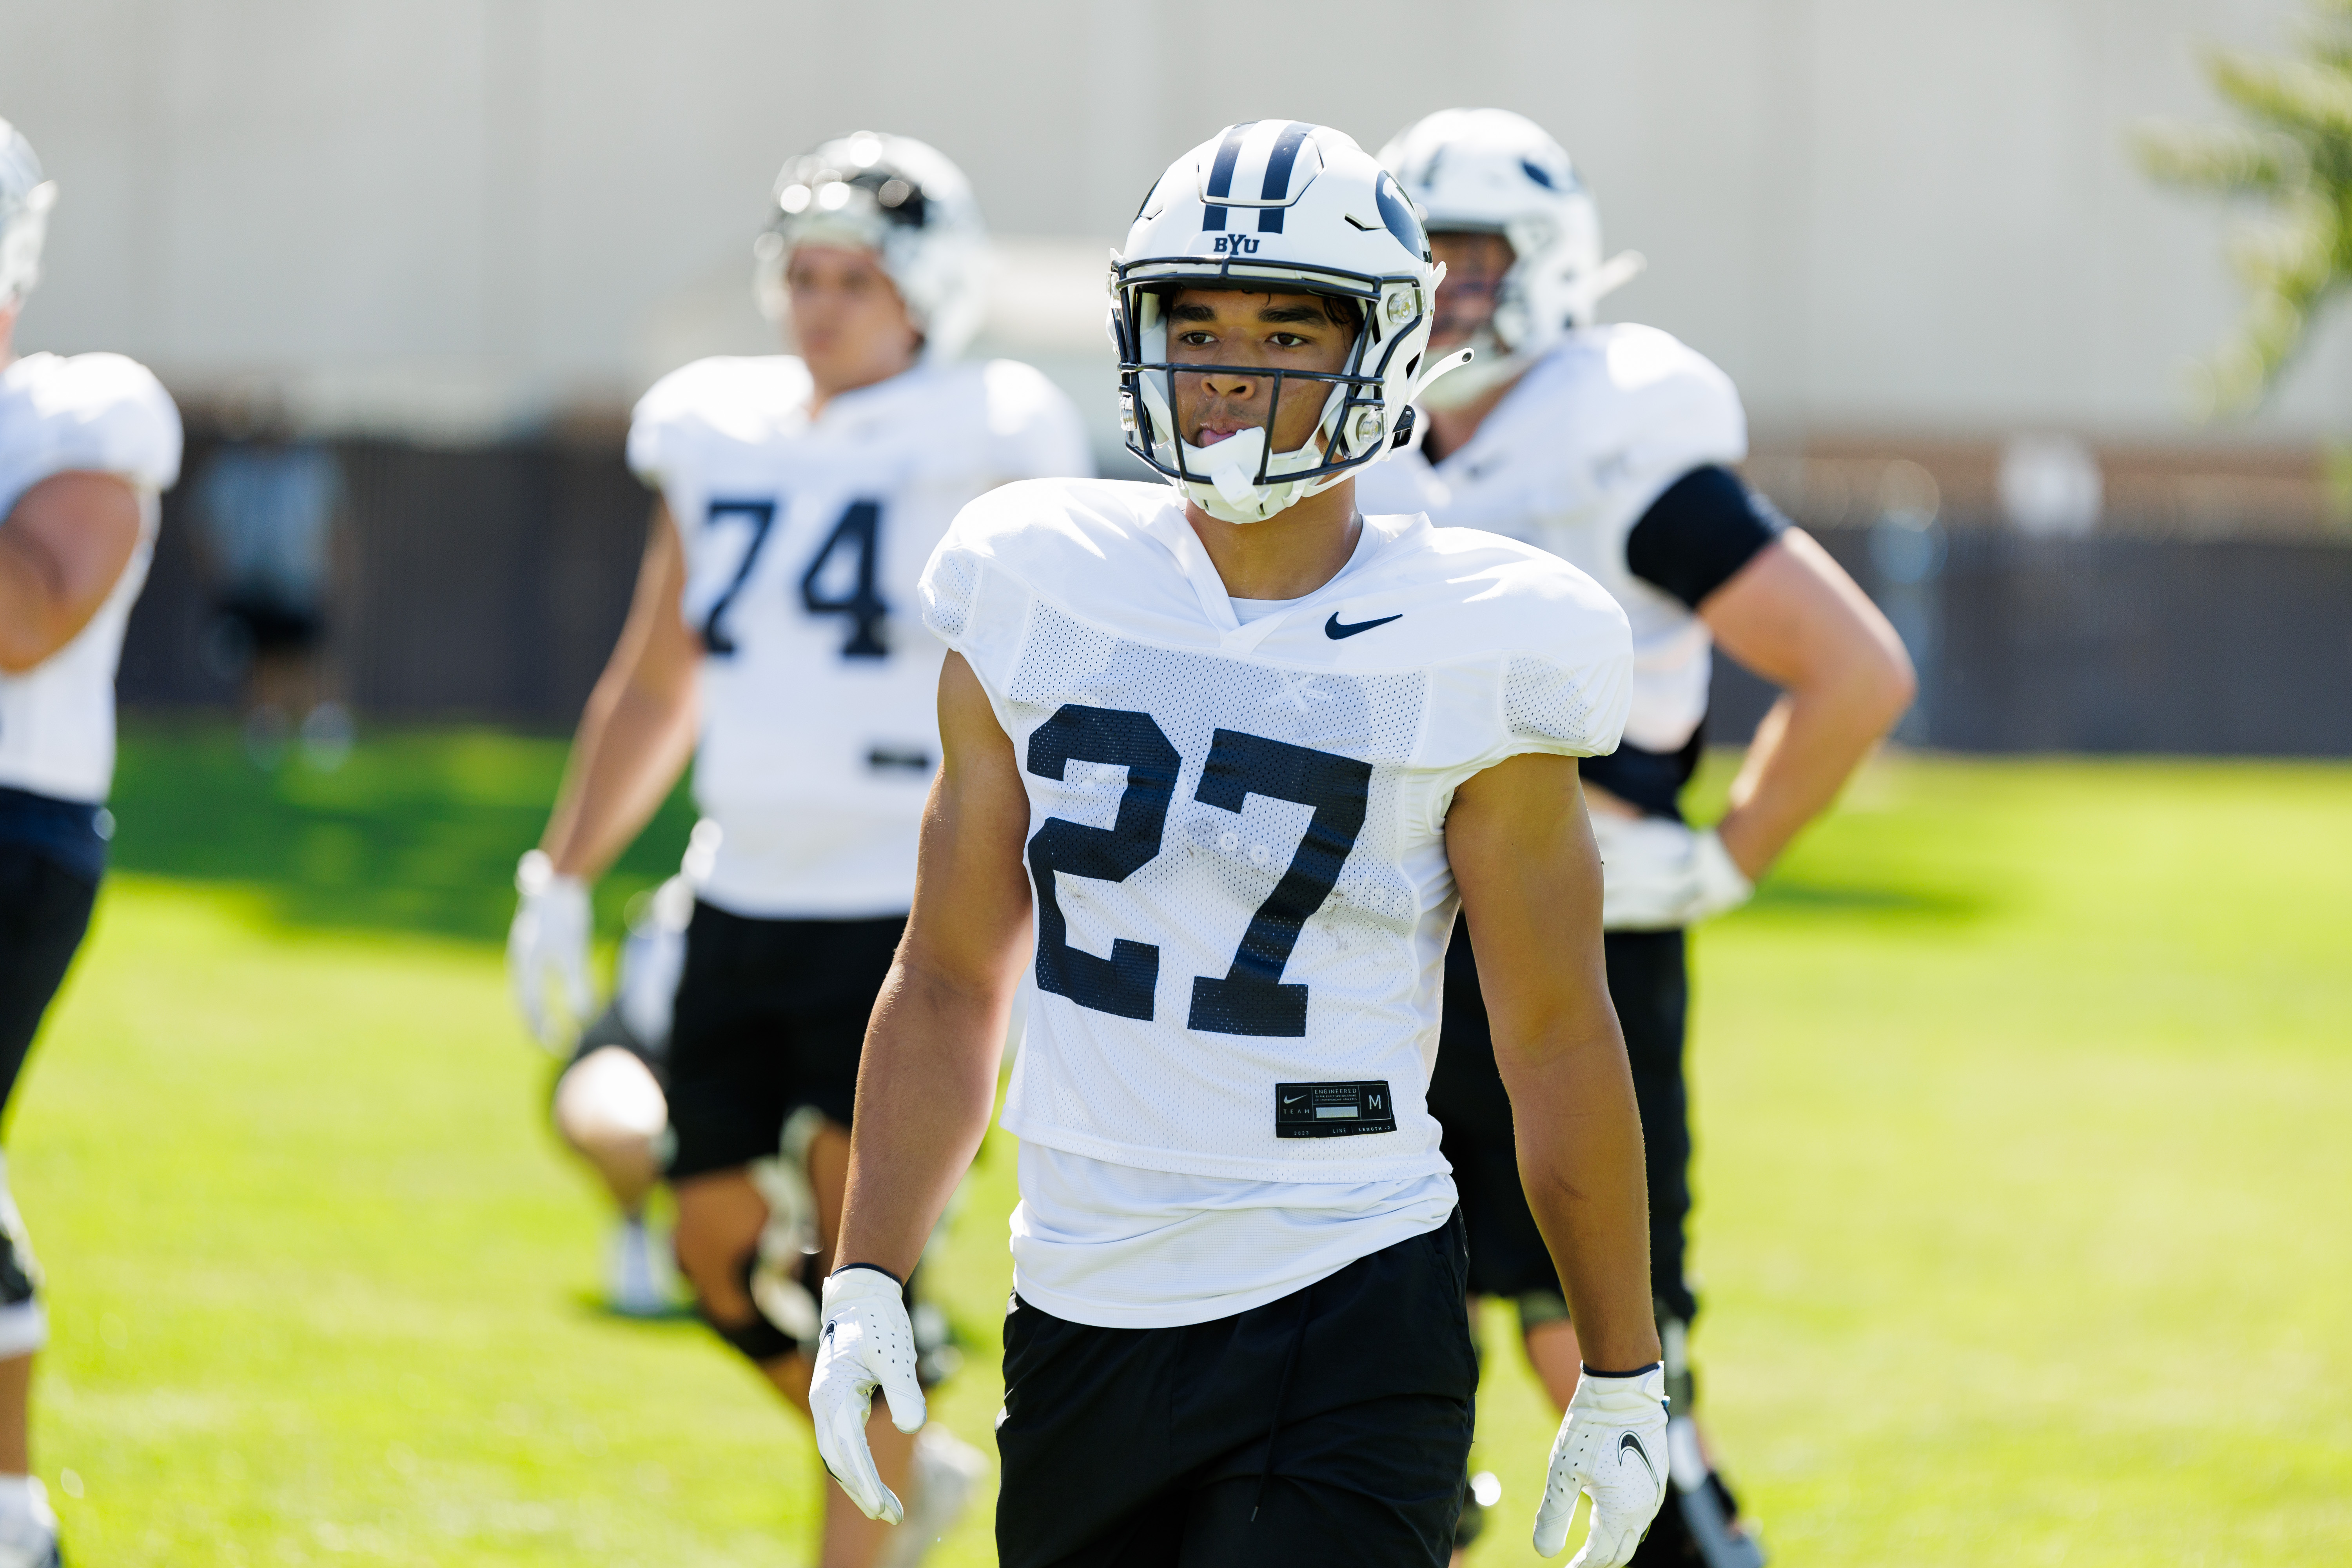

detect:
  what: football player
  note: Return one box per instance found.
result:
[811,122,1670,1568]
[1360,108,1916,1566]
[0,118,184,1568]
[506,132,1090,1568]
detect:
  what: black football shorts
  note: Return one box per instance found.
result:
[0,840,99,1113]
[1431,916,1696,1324]
[995,1210,1477,1568]
[661,902,903,1181]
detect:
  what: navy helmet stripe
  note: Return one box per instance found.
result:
[1201,121,1255,233]
[1256,122,1312,234]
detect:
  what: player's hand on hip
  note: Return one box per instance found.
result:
[1590,815,1753,931]
[1532,1364,1670,1565]
[809,1265,927,1523]
[507,849,593,1049]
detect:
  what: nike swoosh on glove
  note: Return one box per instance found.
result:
[507,850,593,1050]
[1590,816,1753,932]
[809,1266,927,1523]
[1533,1364,1670,1565]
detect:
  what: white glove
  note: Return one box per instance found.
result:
[507,849,593,1050]
[809,1266,927,1523]
[1590,816,1753,931]
[1533,1364,1671,1564]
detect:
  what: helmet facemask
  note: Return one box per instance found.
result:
[1115,268,1460,524]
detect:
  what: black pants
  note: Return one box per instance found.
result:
[996,1212,1477,1568]
[0,846,99,1120]
[662,904,904,1180]
[1430,919,1695,1323]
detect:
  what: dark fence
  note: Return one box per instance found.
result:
[125,435,648,725]
[122,436,2352,755]
[1706,519,2352,755]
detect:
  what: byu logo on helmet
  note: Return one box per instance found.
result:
[1110,121,1471,526]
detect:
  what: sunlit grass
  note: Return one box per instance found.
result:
[16,731,2351,1564]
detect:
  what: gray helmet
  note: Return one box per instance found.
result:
[0,119,58,309]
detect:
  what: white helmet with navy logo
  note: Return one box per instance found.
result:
[0,118,58,310]
[1378,107,1645,408]
[1111,120,1471,525]
[753,131,989,362]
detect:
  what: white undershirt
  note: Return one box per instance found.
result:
[1227,592,1304,624]
[1010,1142,1457,1328]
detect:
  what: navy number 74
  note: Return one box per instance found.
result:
[699,496,889,660]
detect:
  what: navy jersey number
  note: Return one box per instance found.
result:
[1025,706,1180,1020]
[698,499,778,656]
[800,498,889,659]
[697,497,887,660]
[1023,705,1373,1035]
[1185,729,1373,1036]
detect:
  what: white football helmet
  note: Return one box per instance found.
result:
[1112,120,1471,524]
[1378,108,1645,408]
[753,131,989,363]
[0,119,58,310]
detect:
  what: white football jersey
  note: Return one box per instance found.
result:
[629,355,1089,918]
[0,352,183,804]
[1356,323,1744,755]
[920,478,1632,1185]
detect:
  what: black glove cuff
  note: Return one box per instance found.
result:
[832,1261,906,1292]
[1580,1360,1665,1381]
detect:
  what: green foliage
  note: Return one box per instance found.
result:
[18,731,2352,1563]
[2138,0,2352,408]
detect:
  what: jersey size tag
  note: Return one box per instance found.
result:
[1275,1081,1397,1139]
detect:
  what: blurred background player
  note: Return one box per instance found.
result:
[189,390,350,769]
[1360,108,1915,1565]
[506,130,1090,1568]
[0,117,183,1568]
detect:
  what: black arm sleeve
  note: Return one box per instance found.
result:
[1622,464,1788,610]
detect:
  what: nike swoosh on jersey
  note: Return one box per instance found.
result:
[1325,612,1403,639]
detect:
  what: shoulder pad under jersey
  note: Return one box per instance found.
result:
[627,356,813,486]
[923,482,1633,761]
[976,359,1093,480]
[13,352,183,491]
[1523,323,1746,498]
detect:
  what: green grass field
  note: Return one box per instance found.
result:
[14,727,2350,1565]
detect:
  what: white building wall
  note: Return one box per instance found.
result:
[3,0,2343,445]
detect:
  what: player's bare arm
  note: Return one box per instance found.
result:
[1701,528,1916,876]
[833,650,1034,1279]
[811,650,1030,1524]
[1446,751,1659,1372]
[0,470,142,673]
[535,503,701,881]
